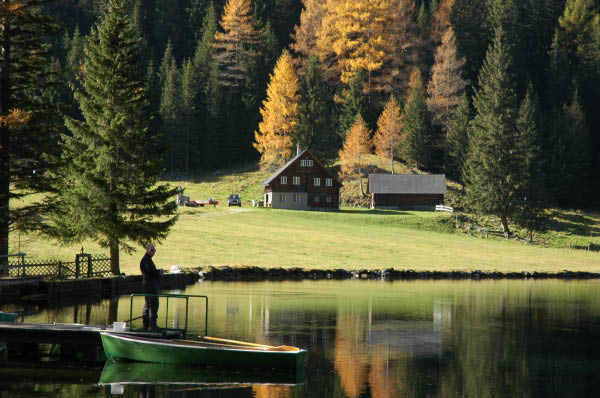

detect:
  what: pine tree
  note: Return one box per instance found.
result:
[212,0,263,89]
[558,0,600,59]
[66,26,85,80]
[431,0,454,46]
[159,40,174,87]
[296,55,337,164]
[445,93,471,187]
[53,0,177,275]
[545,31,574,109]
[0,1,61,262]
[338,70,369,141]
[451,0,492,86]
[514,84,547,242]
[403,68,436,170]
[374,95,403,174]
[291,0,326,69]
[193,1,218,83]
[427,27,469,136]
[339,114,372,179]
[253,50,300,171]
[464,28,520,234]
[181,58,201,172]
[159,48,182,173]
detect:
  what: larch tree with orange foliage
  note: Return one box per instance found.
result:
[426,27,469,136]
[0,0,61,263]
[212,0,262,89]
[373,95,403,174]
[431,0,454,47]
[291,0,326,70]
[254,50,301,171]
[338,114,372,179]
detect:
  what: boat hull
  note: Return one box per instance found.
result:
[100,332,306,372]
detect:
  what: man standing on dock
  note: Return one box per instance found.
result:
[140,244,162,330]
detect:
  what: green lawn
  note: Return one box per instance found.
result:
[11,205,600,276]
[8,160,600,276]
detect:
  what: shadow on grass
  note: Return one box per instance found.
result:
[338,209,412,216]
[546,210,600,237]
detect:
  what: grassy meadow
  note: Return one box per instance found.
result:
[8,158,600,275]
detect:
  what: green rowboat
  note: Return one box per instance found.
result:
[100,332,307,372]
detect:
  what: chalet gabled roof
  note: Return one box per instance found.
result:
[368,174,446,194]
[261,150,342,187]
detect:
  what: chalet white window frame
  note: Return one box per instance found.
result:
[293,194,300,202]
[293,176,301,185]
[307,159,313,167]
[326,178,332,187]
[280,176,287,184]
[280,194,286,202]
[300,159,307,167]
[313,177,321,186]
[326,196,332,203]
[314,196,320,203]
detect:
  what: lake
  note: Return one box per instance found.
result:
[3,279,600,397]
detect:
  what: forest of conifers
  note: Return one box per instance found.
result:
[2,0,600,258]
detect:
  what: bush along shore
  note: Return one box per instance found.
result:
[195,266,600,281]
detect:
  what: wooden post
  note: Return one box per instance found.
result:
[75,256,80,279]
[87,256,92,278]
[58,261,62,278]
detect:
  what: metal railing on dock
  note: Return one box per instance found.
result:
[128,293,208,338]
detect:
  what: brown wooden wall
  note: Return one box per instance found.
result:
[372,194,444,208]
[265,153,341,209]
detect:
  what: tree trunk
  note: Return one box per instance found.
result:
[0,22,11,270]
[500,215,510,235]
[109,238,120,275]
[390,147,394,174]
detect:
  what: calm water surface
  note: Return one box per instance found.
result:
[2,279,600,397]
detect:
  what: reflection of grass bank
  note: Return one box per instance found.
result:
[11,205,600,276]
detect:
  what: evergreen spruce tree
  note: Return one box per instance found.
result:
[403,68,436,170]
[338,70,369,141]
[445,93,471,187]
[296,55,337,164]
[193,1,218,84]
[160,58,183,172]
[181,58,201,171]
[53,0,177,275]
[464,28,521,234]
[514,84,547,242]
[0,0,61,262]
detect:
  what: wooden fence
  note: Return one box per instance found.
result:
[0,253,112,279]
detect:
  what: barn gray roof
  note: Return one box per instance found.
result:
[368,174,446,194]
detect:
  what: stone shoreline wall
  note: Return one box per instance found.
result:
[196,266,600,281]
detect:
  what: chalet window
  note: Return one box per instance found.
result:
[293,176,301,185]
[307,159,313,167]
[326,196,332,203]
[313,178,321,186]
[293,194,300,202]
[280,176,287,184]
[300,159,306,167]
[314,196,320,203]
[326,178,332,187]
[280,194,286,202]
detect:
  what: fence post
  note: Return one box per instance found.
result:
[87,256,92,278]
[75,255,80,279]
[58,261,62,278]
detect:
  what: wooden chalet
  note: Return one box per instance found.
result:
[261,150,342,210]
[368,174,446,210]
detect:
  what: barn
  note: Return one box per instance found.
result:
[368,174,446,210]
[261,150,342,210]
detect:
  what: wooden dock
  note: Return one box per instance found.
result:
[0,321,184,345]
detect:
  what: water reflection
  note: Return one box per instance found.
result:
[4,280,600,397]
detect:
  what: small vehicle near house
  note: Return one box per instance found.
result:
[228,194,241,207]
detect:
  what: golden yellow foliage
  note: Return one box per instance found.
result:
[431,0,454,46]
[291,0,326,70]
[0,109,30,128]
[339,114,372,179]
[426,27,468,134]
[374,95,403,170]
[254,50,300,171]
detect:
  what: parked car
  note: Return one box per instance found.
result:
[228,194,241,207]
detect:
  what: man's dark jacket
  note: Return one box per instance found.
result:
[140,253,161,286]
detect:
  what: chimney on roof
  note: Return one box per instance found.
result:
[297,144,302,156]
